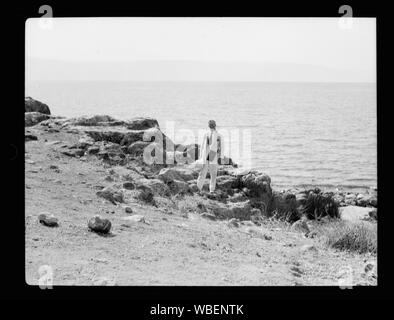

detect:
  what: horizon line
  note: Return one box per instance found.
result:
[25,79,376,84]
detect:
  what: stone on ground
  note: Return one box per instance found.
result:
[38,213,59,227]
[96,186,124,204]
[124,206,133,214]
[88,215,112,234]
[25,134,38,141]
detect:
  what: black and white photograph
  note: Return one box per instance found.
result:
[24,15,377,287]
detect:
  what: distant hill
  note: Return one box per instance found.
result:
[26,58,375,83]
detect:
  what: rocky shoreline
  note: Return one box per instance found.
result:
[25,97,377,286]
[25,97,377,225]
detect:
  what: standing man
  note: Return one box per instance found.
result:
[197,120,223,193]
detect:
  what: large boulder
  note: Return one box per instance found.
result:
[25,97,51,115]
[239,171,272,206]
[158,167,196,183]
[25,112,51,127]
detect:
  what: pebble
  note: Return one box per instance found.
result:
[364,263,375,273]
[263,234,273,241]
[124,206,133,214]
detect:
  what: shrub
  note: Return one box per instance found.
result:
[316,220,377,254]
[300,191,339,220]
[266,191,301,222]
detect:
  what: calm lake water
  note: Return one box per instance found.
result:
[26,81,377,190]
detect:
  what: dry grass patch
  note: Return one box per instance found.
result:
[176,194,210,214]
[314,220,377,254]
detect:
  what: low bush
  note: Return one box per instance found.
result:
[316,220,377,254]
[299,191,340,220]
[266,191,301,222]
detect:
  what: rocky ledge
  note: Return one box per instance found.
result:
[25,97,378,225]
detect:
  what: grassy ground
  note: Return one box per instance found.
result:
[25,126,377,286]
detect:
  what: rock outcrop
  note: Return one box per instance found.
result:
[25,112,51,127]
[26,104,377,226]
[206,200,254,220]
[126,117,159,130]
[158,167,196,183]
[25,97,51,115]
[135,178,170,197]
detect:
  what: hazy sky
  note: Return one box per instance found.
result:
[26,18,376,82]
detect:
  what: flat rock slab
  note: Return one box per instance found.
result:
[340,206,373,222]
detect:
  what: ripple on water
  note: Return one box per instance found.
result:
[26,81,377,188]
